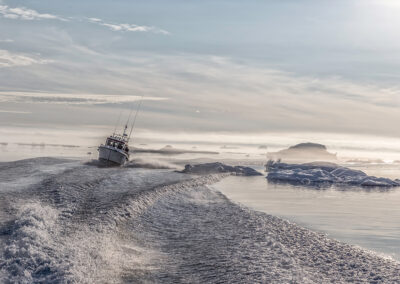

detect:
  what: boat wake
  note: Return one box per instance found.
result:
[0,157,399,283]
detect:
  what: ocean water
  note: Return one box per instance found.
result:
[0,158,399,283]
[214,164,400,261]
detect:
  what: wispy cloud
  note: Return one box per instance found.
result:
[0,39,13,43]
[0,4,65,21]
[0,2,167,35]
[88,17,169,34]
[0,110,31,114]
[0,92,167,105]
[2,51,400,147]
[0,49,50,68]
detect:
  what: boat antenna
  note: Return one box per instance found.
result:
[128,95,144,143]
[113,109,123,135]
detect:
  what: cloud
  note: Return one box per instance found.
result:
[1,47,399,137]
[0,49,50,68]
[88,17,169,34]
[0,3,167,35]
[88,54,400,136]
[0,4,65,21]
[0,92,167,105]
[0,39,13,43]
[0,110,30,114]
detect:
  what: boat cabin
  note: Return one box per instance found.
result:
[105,136,129,153]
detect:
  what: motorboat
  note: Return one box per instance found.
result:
[98,125,130,166]
[98,96,143,166]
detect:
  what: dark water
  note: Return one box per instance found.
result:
[0,158,399,283]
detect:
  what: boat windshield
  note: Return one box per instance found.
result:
[106,138,127,151]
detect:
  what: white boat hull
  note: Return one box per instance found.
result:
[98,145,129,166]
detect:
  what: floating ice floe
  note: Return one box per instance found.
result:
[179,162,262,176]
[266,160,400,187]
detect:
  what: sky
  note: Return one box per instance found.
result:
[1,0,400,155]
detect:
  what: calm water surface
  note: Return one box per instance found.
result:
[214,164,400,261]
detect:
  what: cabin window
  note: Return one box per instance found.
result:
[106,139,126,149]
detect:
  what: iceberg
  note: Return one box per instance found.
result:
[266,160,400,187]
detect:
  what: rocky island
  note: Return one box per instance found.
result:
[179,162,263,176]
[267,142,337,162]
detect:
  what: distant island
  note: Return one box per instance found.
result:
[267,142,337,162]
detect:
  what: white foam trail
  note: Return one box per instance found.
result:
[1,203,61,283]
[0,165,225,283]
[0,200,162,283]
[3,157,399,283]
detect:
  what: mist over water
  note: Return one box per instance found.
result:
[3,130,400,164]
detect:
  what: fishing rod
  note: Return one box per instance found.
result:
[124,101,136,136]
[113,110,123,135]
[128,95,144,144]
